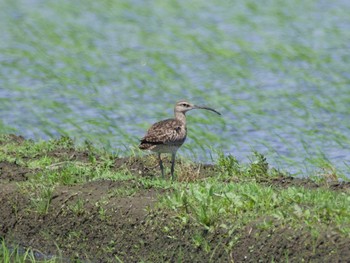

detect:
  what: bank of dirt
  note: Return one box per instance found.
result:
[1,135,350,262]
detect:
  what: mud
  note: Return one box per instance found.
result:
[0,161,32,182]
[1,135,350,262]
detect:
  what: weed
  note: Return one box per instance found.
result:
[192,232,210,252]
[217,152,242,177]
[69,198,85,216]
[163,181,350,235]
[217,151,273,179]
[108,187,137,198]
[28,184,55,215]
[95,200,109,220]
[247,151,269,177]
[28,155,56,169]
[0,239,58,262]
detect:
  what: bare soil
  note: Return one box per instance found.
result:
[1,135,350,262]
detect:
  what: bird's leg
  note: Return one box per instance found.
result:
[158,153,164,178]
[171,152,176,180]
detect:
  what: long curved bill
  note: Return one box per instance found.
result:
[194,105,221,115]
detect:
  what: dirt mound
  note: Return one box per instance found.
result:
[0,179,160,261]
[232,220,350,262]
[2,178,349,262]
[261,176,350,193]
[1,135,350,262]
[0,161,32,182]
[0,179,232,262]
[0,134,25,145]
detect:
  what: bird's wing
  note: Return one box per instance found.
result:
[140,119,184,145]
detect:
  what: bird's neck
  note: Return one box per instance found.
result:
[174,111,186,125]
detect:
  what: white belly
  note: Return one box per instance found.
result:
[150,144,182,154]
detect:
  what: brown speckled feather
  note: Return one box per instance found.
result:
[139,118,187,151]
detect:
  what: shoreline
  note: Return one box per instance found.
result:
[1,134,349,262]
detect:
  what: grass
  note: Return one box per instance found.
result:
[3,135,349,222]
[1,134,349,261]
[0,239,58,263]
[163,180,350,233]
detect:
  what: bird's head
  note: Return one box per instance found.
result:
[175,100,221,115]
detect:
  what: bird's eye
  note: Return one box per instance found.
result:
[182,103,189,107]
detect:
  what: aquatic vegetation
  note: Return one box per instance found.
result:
[0,0,349,177]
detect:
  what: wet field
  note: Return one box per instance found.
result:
[1,1,350,175]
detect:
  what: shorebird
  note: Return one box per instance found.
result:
[139,100,221,180]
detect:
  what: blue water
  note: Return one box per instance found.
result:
[1,0,350,177]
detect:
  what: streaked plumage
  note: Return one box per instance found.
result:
[139,119,186,152]
[139,100,221,180]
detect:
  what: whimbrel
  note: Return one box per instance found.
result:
[139,100,221,180]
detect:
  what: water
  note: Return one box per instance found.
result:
[1,0,350,177]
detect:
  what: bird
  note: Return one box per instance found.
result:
[139,100,221,180]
